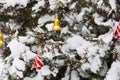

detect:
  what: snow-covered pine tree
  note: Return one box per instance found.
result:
[0,0,120,80]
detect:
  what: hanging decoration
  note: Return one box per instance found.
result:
[114,22,120,40]
[34,52,44,70]
[0,32,4,46]
[52,16,61,31]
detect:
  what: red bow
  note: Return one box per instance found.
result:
[114,22,120,39]
[34,52,44,70]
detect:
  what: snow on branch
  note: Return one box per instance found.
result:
[105,60,120,80]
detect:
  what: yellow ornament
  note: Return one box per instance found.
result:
[0,33,4,46]
[52,16,61,31]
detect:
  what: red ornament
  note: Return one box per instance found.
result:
[34,52,44,70]
[114,22,120,39]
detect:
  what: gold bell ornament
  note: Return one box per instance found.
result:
[0,33,4,46]
[52,16,61,31]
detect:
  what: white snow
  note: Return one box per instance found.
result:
[61,66,70,80]
[71,70,80,80]
[0,59,7,80]
[6,20,21,30]
[1,0,29,8]
[19,36,35,44]
[0,0,119,80]
[45,23,54,31]
[38,15,54,26]
[97,0,103,7]
[7,37,35,61]
[77,9,85,22]
[62,35,87,55]
[32,0,45,12]
[64,15,73,26]
[24,71,44,80]
[105,60,120,80]
[51,68,58,77]
[68,0,72,3]
[61,26,70,34]
[109,0,116,10]
[97,29,113,44]
[69,2,76,9]
[7,39,28,58]
[65,35,84,50]
[48,0,68,10]
[48,0,57,10]
[93,14,113,27]
[62,75,69,80]
[60,0,67,4]
[62,34,110,73]
[5,38,36,78]
[8,57,25,78]
[41,65,51,76]
[77,7,92,22]
[22,50,36,62]
[81,26,90,36]
[43,52,53,60]
[33,26,45,33]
